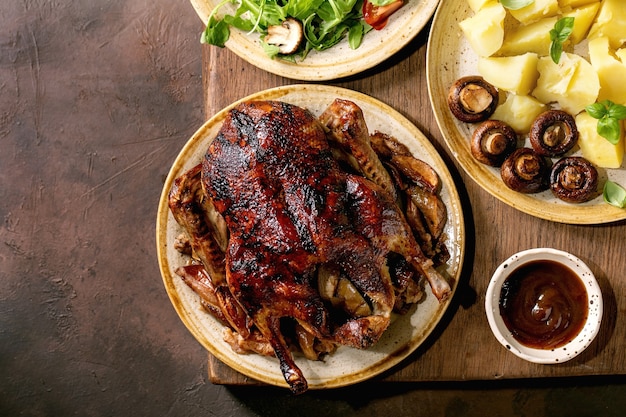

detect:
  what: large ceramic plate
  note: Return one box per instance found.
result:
[156,84,464,390]
[426,1,626,224]
[190,0,440,80]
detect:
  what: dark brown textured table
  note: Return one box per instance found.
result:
[3,0,626,415]
[202,29,626,385]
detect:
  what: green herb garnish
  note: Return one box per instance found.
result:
[200,0,369,59]
[200,0,233,47]
[549,17,575,64]
[585,100,626,145]
[499,0,534,10]
[603,181,626,208]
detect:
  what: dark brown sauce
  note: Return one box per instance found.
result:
[499,260,588,349]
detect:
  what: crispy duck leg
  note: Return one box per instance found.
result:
[319,103,451,301]
[319,99,397,201]
[168,164,226,285]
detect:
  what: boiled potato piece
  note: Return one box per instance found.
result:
[587,0,626,50]
[588,36,626,104]
[478,53,539,95]
[491,94,547,133]
[532,53,599,115]
[467,0,497,12]
[459,2,506,57]
[576,111,624,168]
[497,17,556,56]
[557,0,599,9]
[509,0,559,24]
[563,2,601,45]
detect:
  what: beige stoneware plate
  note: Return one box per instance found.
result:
[426,1,626,224]
[190,0,440,80]
[156,84,464,390]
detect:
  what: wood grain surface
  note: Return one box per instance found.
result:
[200,30,626,385]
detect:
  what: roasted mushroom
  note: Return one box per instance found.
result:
[529,110,578,157]
[264,18,304,55]
[550,156,598,203]
[470,120,518,166]
[448,76,499,123]
[501,147,549,193]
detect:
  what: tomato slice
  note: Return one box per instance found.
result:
[362,0,404,30]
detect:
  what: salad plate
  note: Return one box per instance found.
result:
[156,84,464,390]
[426,1,626,224]
[190,0,440,81]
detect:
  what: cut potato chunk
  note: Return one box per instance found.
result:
[532,53,599,115]
[497,17,556,56]
[557,0,599,8]
[588,36,626,104]
[576,111,624,168]
[459,2,506,57]
[562,2,601,45]
[509,0,559,24]
[467,0,497,12]
[491,94,547,133]
[478,53,539,95]
[587,0,626,50]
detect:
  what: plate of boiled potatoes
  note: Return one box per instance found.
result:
[427,0,626,224]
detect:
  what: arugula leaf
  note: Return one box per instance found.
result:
[549,17,574,64]
[224,15,255,31]
[500,0,534,10]
[285,0,325,20]
[201,15,231,47]
[369,0,400,5]
[585,100,626,145]
[348,22,365,49]
[261,41,282,59]
[603,181,626,208]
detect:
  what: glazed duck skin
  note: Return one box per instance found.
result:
[201,100,414,393]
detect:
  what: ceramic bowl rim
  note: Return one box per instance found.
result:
[484,248,603,364]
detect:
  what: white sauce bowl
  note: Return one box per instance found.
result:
[485,248,603,364]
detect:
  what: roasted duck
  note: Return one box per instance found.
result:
[168,99,451,394]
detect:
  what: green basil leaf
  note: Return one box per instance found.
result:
[608,102,626,120]
[500,0,534,10]
[549,41,563,65]
[554,17,574,41]
[603,181,626,208]
[585,102,608,119]
[549,17,574,64]
[597,117,621,145]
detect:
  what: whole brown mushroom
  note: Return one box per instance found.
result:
[529,110,578,157]
[501,148,549,194]
[448,76,499,123]
[550,156,598,203]
[471,120,518,166]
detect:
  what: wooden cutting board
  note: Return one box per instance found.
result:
[200,33,626,385]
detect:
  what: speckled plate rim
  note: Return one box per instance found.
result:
[156,84,465,390]
[189,0,440,81]
[484,248,603,364]
[426,1,626,225]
